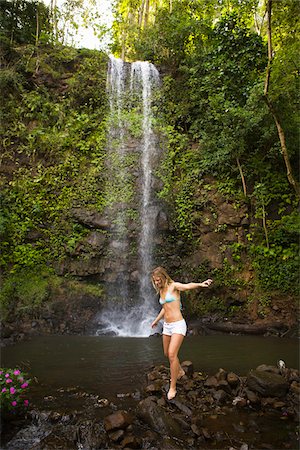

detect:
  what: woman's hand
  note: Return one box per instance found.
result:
[151,321,157,328]
[200,279,213,288]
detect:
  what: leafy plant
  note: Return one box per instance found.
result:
[0,368,30,413]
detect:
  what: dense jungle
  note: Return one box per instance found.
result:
[0,0,299,336]
[0,1,300,450]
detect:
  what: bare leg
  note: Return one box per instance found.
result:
[162,334,171,358]
[167,333,185,400]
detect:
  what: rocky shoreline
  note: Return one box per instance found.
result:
[2,361,299,449]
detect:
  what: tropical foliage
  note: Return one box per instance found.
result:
[0,0,299,320]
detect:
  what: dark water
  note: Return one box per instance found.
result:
[1,334,298,401]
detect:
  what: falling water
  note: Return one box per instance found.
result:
[96,56,160,337]
[105,55,129,299]
[131,62,160,305]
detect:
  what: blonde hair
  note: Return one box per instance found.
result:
[151,266,173,294]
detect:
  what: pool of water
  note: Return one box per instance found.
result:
[2,334,298,400]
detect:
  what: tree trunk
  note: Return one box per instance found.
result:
[236,157,247,197]
[138,0,145,28]
[144,0,150,27]
[264,0,300,197]
[35,5,39,47]
[262,201,269,249]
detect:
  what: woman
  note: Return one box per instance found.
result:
[151,266,213,400]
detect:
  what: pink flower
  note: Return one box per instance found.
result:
[10,387,16,394]
[11,401,17,407]
[0,371,3,375]
[13,370,21,376]
[24,400,29,407]
[6,379,12,383]
[5,374,9,378]
[1,388,7,393]
[21,382,28,389]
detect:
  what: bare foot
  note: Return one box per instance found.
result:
[178,368,185,379]
[167,388,177,400]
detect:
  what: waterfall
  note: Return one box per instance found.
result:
[131,62,160,306]
[95,56,160,337]
[104,55,129,299]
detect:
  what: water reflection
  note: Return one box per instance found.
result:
[1,335,299,399]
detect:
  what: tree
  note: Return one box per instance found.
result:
[0,0,50,45]
[263,0,299,196]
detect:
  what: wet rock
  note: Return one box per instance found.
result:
[157,210,169,231]
[121,434,142,448]
[173,414,190,431]
[232,396,247,407]
[290,381,300,395]
[181,360,194,377]
[171,399,193,416]
[240,444,249,450]
[145,382,163,394]
[161,436,185,449]
[157,397,166,407]
[204,376,218,388]
[227,372,240,387]
[104,410,133,432]
[215,368,227,381]
[256,364,280,374]
[191,423,202,436]
[76,420,107,449]
[244,388,259,404]
[247,370,289,397]
[71,207,110,229]
[200,427,211,439]
[109,429,124,442]
[147,370,161,382]
[213,389,228,403]
[137,397,184,439]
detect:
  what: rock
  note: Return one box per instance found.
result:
[181,360,194,377]
[71,207,110,229]
[247,370,289,397]
[156,210,169,231]
[171,399,193,416]
[227,372,240,387]
[145,382,162,394]
[173,414,190,430]
[215,368,227,381]
[191,423,202,436]
[217,202,247,226]
[72,231,107,256]
[213,389,227,403]
[232,396,247,407]
[256,364,280,375]
[147,370,161,382]
[161,436,185,449]
[204,376,218,388]
[121,435,142,448]
[109,429,124,442]
[290,381,300,395]
[137,397,184,439]
[244,389,259,404]
[104,410,133,431]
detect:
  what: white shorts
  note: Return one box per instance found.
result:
[163,319,187,336]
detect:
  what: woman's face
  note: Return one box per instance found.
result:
[153,275,164,290]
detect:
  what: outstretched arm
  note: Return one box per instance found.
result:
[173,279,213,292]
[151,308,165,328]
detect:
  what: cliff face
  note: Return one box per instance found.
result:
[0,44,298,338]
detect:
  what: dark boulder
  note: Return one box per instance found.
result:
[137,397,184,439]
[246,370,289,397]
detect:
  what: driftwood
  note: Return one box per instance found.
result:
[205,321,286,335]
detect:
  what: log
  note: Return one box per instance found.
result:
[205,321,285,335]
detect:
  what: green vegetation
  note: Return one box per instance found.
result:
[0,0,299,322]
